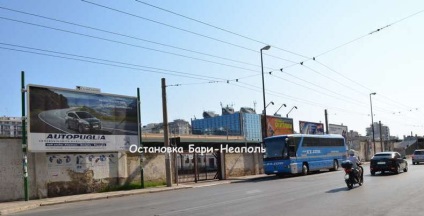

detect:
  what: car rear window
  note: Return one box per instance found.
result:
[414,151,424,155]
[373,153,392,158]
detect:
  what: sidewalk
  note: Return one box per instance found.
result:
[0,174,266,215]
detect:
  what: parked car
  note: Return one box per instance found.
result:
[370,151,408,175]
[412,149,424,165]
[65,111,102,133]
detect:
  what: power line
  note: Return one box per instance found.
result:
[0,6,266,70]
[313,60,417,112]
[269,73,367,107]
[0,16,260,74]
[0,45,226,81]
[6,4,404,113]
[133,0,309,59]
[280,8,424,69]
[0,42,372,117]
[234,81,368,116]
[81,0,298,64]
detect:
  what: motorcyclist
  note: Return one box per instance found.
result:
[347,150,361,182]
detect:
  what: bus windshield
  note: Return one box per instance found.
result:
[264,137,288,160]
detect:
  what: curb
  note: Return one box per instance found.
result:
[0,203,41,215]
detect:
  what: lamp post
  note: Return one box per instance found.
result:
[263,101,274,114]
[274,103,287,116]
[370,92,376,154]
[286,106,298,118]
[261,45,271,141]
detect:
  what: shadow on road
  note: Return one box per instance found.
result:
[231,170,340,184]
[326,187,349,193]
[367,172,400,177]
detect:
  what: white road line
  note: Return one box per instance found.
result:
[38,111,70,134]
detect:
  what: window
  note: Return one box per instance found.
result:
[302,137,344,147]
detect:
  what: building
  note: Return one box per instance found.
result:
[191,106,262,141]
[366,122,390,141]
[0,116,22,137]
[169,119,190,135]
[142,119,191,135]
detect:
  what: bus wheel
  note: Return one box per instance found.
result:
[302,164,308,175]
[330,160,339,171]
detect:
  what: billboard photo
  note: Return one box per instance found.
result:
[299,121,324,135]
[266,116,294,136]
[27,85,139,152]
[329,124,348,139]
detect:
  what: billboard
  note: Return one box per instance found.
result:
[27,85,139,152]
[266,116,294,136]
[299,121,324,134]
[329,124,348,139]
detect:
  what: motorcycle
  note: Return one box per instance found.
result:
[341,160,363,189]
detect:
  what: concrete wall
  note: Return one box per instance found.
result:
[0,138,261,201]
[126,153,166,184]
[0,139,37,201]
[45,153,119,197]
[225,152,263,177]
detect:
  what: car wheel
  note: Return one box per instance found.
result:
[413,162,416,165]
[395,165,400,174]
[404,164,408,172]
[302,164,308,176]
[330,160,339,171]
[371,171,375,176]
[78,124,84,134]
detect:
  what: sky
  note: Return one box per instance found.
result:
[1,0,424,138]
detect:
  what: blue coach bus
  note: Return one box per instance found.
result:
[263,134,348,175]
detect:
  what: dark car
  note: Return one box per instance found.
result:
[65,111,102,133]
[370,151,408,175]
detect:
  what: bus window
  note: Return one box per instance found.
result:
[287,137,297,157]
[264,137,286,159]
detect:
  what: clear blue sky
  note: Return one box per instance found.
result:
[1,0,423,138]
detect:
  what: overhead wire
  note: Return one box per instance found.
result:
[0,16,260,74]
[81,0,298,64]
[0,6,266,70]
[0,44,227,82]
[133,0,309,59]
[4,2,424,133]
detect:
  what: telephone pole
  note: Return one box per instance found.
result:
[161,78,172,187]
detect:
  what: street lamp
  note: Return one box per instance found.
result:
[286,106,298,118]
[261,45,271,140]
[370,92,376,154]
[274,103,287,116]
[262,101,274,114]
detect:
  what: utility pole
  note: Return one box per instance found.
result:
[137,88,144,188]
[324,109,329,134]
[21,71,29,201]
[379,121,383,152]
[161,78,172,187]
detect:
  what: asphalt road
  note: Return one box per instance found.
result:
[12,161,424,216]
[38,108,138,135]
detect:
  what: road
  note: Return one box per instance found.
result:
[12,161,424,216]
[38,108,138,135]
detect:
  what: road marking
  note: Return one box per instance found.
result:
[38,111,70,133]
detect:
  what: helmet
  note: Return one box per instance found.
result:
[349,150,355,156]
